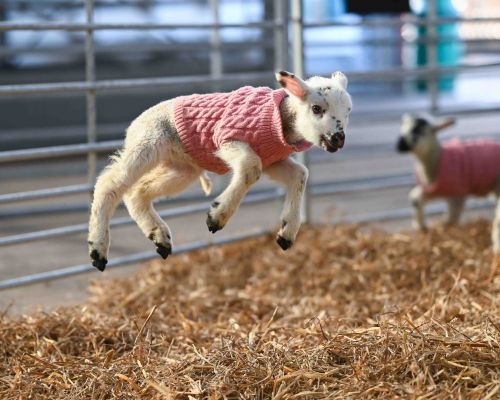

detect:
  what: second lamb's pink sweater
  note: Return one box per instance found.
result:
[173,86,311,174]
[418,139,500,197]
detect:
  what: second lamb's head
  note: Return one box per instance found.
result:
[397,113,456,156]
[276,71,352,153]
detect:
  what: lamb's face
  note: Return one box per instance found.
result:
[397,114,434,154]
[276,71,352,153]
[397,113,455,156]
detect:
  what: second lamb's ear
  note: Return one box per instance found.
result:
[275,71,309,100]
[433,116,456,132]
[401,113,414,125]
[331,71,348,89]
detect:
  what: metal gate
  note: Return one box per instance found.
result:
[1,0,499,290]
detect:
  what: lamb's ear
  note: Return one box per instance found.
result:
[401,113,413,124]
[275,71,308,100]
[433,116,456,132]
[331,71,348,89]
[401,113,414,129]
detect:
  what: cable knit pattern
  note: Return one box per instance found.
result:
[173,86,312,174]
[418,139,500,197]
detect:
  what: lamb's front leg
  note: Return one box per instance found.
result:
[493,177,500,255]
[445,197,465,227]
[493,197,500,253]
[491,191,500,281]
[207,141,262,233]
[264,157,308,250]
[409,186,427,231]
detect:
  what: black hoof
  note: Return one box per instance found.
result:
[206,213,222,234]
[156,243,172,260]
[276,235,292,251]
[90,249,107,272]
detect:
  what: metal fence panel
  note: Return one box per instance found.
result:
[1,0,499,289]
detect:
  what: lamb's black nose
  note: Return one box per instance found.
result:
[333,131,345,148]
[396,137,410,152]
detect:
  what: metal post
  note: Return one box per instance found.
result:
[427,0,439,113]
[209,0,222,79]
[291,0,310,223]
[291,0,304,82]
[272,0,289,216]
[209,0,225,194]
[273,0,289,71]
[85,0,97,197]
[0,2,7,68]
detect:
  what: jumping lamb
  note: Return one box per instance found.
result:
[396,113,500,254]
[88,71,352,271]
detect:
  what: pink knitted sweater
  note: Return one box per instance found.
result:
[418,139,500,197]
[173,86,312,174]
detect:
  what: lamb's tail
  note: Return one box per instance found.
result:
[199,172,213,196]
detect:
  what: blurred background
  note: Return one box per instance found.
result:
[1,0,500,313]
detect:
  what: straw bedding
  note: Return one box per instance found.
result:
[1,220,499,399]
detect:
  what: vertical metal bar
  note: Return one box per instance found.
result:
[273,0,289,71]
[85,0,97,196]
[273,0,289,216]
[0,2,7,68]
[209,0,222,79]
[291,0,304,79]
[291,0,310,223]
[209,0,225,194]
[427,0,439,113]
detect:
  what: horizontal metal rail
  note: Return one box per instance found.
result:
[4,0,204,5]
[0,190,283,246]
[0,183,93,205]
[1,115,499,166]
[5,124,500,205]
[0,228,270,290]
[0,171,413,213]
[3,62,500,98]
[0,122,126,146]
[0,71,272,97]
[344,62,500,80]
[346,196,496,223]
[0,140,122,163]
[1,195,496,291]
[305,37,500,46]
[2,36,500,59]
[0,40,277,57]
[301,16,500,28]
[3,17,500,32]
[0,21,282,31]
[0,171,402,229]
[3,105,500,154]
[5,123,499,208]
[0,168,410,206]
[0,173,415,246]
[310,174,411,196]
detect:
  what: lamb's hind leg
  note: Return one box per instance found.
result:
[123,163,199,259]
[88,145,161,271]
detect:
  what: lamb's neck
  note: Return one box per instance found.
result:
[279,96,302,145]
[414,142,441,183]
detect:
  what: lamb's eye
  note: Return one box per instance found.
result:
[312,105,322,115]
